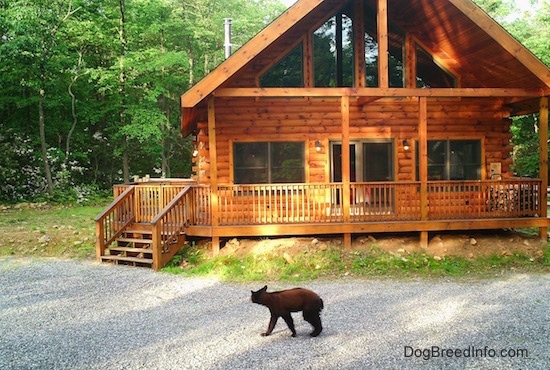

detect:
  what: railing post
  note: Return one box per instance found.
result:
[95,220,105,261]
[152,222,162,271]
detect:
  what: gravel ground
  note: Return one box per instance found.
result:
[0,258,549,370]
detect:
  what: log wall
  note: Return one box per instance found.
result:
[192,97,512,185]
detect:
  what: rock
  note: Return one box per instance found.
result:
[469,237,477,246]
[523,239,530,246]
[311,238,319,245]
[397,248,406,254]
[368,235,377,243]
[283,252,294,265]
[38,235,50,244]
[468,253,475,259]
[433,256,442,261]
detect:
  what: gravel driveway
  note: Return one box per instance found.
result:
[0,258,548,370]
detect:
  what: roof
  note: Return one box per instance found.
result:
[181,0,550,132]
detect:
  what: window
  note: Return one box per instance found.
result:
[313,8,354,87]
[416,140,481,180]
[260,43,303,87]
[416,45,457,88]
[234,142,305,184]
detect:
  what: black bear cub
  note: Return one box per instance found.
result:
[250,285,323,337]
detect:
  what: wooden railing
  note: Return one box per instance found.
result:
[151,186,193,270]
[105,179,541,231]
[427,179,540,219]
[95,185,136,259]
[114,183,191,222]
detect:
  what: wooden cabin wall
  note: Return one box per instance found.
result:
[192,97,512,184]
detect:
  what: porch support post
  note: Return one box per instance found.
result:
[341,95,351,248]
[377,0,389,88]
[353,0,365,88]
[539,96,549,240]
[419,97,429,248]
[208,96,220,255]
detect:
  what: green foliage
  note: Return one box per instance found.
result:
[0,0,284,203]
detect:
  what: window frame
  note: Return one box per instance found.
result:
[233,141,306,184]
[415,139,482,181]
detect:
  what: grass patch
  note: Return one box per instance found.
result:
[3,203,550,280]
[162,242,550,281]
[0,202,109,259]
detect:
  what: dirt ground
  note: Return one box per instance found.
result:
[215,229,547,260]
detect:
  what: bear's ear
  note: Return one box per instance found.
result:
[262,285,268,291]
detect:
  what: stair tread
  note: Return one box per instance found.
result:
[101,255,153,264]
[109,246,152,253]
[124,229,153,235]
[118,237,153,243]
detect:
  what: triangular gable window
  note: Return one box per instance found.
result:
[416,44,457,88]
[260,43,304,87]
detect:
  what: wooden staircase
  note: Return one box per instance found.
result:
[100,226,156,267]
[95,183,194,270]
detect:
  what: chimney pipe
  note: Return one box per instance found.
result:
[224,18,232,59]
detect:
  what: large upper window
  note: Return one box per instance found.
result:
[313,9,354,87]
[416,140,481,180]
[234,142,305,184]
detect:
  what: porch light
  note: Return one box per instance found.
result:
[315,140,322,152]
[403,139,410,151]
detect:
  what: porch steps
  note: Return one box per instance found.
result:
[101,228,155,268]
[99,225,187,269]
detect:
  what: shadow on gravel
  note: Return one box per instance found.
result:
[0,260,548,369]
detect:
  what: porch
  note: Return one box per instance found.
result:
[95,178,548,269]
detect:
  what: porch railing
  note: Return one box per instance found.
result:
[150,186,193,270]
[95,185,136,259]
[109,178,541,228]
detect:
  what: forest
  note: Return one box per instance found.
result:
[0,0,549,204]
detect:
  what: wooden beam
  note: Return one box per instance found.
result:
[377,0,389,88]
[213,87,546,100]
[188,218,550,238]
[539,96,549,240]
[341,96,351,223]
[304,33,314,87]
[419,96,428,222]
[404,34,417,88]
[376,0,390,88]
[354,0,366,88]
[448,0,550,86]
[208,97,219,230]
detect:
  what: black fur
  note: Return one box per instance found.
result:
[251,285,323,337]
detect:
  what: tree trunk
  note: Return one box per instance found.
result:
[119,0,130,183]
[39,89,54,195]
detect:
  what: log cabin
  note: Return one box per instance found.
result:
[96,0,550,269]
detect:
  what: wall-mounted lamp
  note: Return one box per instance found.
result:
[403,139,410,151]
[192,131,199,157]
[315,140,322,152]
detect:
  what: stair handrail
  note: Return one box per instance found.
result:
[95,185,136,260]
[150,185,193,270]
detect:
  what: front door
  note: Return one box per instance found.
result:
[331,140,394,209]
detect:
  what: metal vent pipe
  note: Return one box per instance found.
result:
[224,18,232,59]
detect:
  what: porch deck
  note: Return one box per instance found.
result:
[95,179,548,269]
